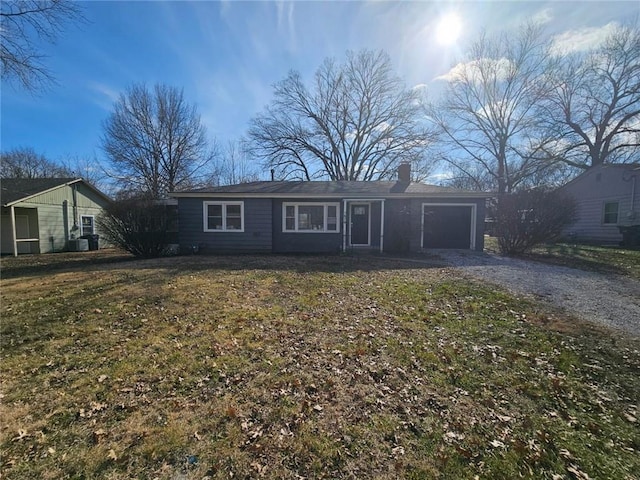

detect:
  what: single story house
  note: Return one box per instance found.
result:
[559,163,640,245]
[1,178,111,256]
[171,165,489,254]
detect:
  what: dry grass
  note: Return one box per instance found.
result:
[1,251,639,479]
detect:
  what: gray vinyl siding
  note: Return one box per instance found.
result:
[178,197,272,253]
[561,166,639,245]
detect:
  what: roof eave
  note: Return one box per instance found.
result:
[2,178,113,207]
[169,191,492,199]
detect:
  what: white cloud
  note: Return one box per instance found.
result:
[435,58,513,83]
[531,8,553,26]
[88,82,120,111]
[275,1,297,53]
[427,171,454,184]
[550,22,619,56]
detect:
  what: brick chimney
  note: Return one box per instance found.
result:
[397,163,411,182]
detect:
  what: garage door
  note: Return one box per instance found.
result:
[423,205,473,249]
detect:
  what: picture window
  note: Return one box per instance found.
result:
[283,203,339,232]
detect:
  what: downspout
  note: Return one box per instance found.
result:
[379,200,385,253]
[342,200,348,252]
[72,184,79,231]
[10,205,17,257]
[631,175,636,216]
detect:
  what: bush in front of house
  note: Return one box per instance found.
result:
[98,198,177,258]
[490,189,577,254]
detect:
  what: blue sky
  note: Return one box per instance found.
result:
[1,1,638,178]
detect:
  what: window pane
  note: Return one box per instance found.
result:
[226,217,242,229]
[285,206,295,230]
[225,204,242,230]
[327,206,337,231]
[298,206,324,230]
[227,204,241,217]
[285,218,295,230]
[604,202,618,224]
[81,216,94,235]
[208,204,223,229]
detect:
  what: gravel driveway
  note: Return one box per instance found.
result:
[430,250,640,336]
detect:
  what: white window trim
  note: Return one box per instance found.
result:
[602,201,619,225]
[203,201,245,232]
[421,203,477,250]
[81,215,95,235]
[282,202,341,233]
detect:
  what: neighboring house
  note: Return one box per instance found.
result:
[171,165,489,254]
[1,178,111,256]
[559,163,640,245]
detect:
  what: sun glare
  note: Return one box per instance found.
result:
[435,12,463,46]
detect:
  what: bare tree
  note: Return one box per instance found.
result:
[59,153,109,191]
[0,146,70,178]
[212,139,261,186]
[0,0,83,91]
[248,50,435,181]
[541,22,640,168]
[430,24,559,194]
[101,83,215,198]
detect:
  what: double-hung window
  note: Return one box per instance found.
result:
[283,203,339,232]
[203,202,244,232]
[81,215,94,235]
[603,202,619,225]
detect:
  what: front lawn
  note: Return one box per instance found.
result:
[1,253,638,479]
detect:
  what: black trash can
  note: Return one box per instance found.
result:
[80,234,100,251]
[618,225,640,247]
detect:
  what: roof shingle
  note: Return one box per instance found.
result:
[172,180,486,197]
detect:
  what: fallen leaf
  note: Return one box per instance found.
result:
[107,449,117,461]
[567,464,590,479]
[559,448,574,460]
[194,431,202,441]
[489,440,505,448]
[391,446,405,456]
[11,429,29,441]
[98,375,108,383]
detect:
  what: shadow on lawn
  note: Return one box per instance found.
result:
[0,250,137,280]
[0,250,452,280]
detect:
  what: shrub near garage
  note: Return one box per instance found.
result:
[490,189,577,254]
